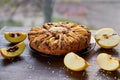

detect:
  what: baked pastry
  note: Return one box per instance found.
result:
[28,22,91,55]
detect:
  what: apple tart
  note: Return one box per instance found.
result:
[28,22,91,55]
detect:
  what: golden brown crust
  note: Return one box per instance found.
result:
[28,22,91,55]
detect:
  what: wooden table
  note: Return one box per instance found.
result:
[0,27,120,80]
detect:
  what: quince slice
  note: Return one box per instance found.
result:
[4,32,27,43]
[0,42,25,59]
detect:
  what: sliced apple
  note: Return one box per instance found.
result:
[64,52,89,71]
[96,53,120,71]
[94,28,120,49]
[4,32,27,43]
[0,42,25,59]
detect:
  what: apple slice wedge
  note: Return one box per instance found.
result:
[0,42,25,59]
[4,32,27,43]
[64,52,89,71]
[96,53,120,71]
[94,28,120,49]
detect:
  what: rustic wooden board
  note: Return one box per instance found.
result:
[0,27,119,80]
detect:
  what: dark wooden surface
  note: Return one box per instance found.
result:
[0,27,120,80]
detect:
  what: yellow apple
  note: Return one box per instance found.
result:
[4,32,27,43]
[94,28,120,49]
[0,42,25,59]
[96,53,120,71]
[64,52,89,71]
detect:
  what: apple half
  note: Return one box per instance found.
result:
[64,52,89,71]
[0,42,25,59]
[4,32,27,43]
[97,53,120,71]
[94,28,120,49]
